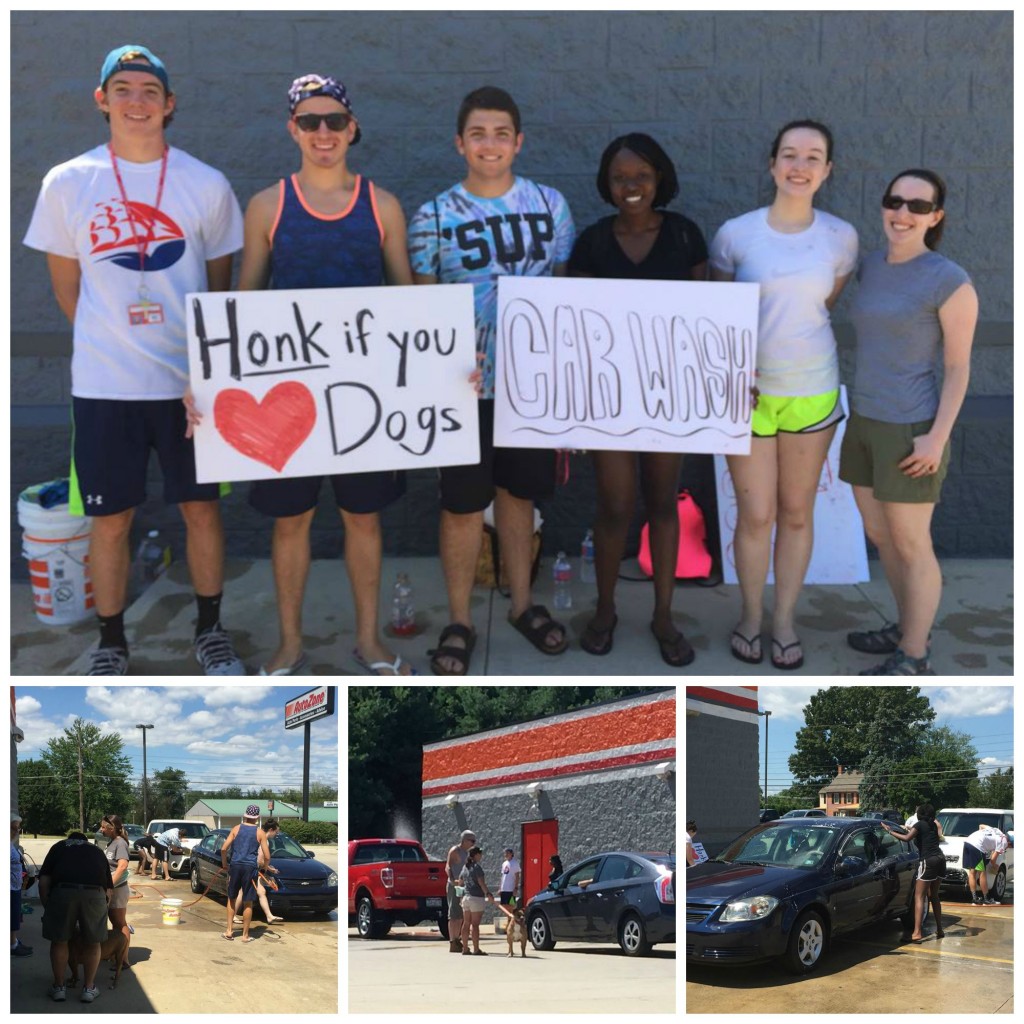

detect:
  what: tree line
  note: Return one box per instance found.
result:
[16,717,338,836]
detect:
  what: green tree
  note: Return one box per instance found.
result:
[41,718,134,831]
[968,767,1013,808]
[788,687,936,788]
[17,757,70,835]
[150,767,189,820]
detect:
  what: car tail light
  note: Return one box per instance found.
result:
[380,867,393,889]
[655,873,674,904]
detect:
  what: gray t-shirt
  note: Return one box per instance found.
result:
[849,249,971,422]
[460,860,486,898]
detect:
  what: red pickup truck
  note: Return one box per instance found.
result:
[348,838,449,939]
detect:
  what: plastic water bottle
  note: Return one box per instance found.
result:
[134,529,170,595]
[553,551,573,610]
[580,528,596,583]
[390,573,415,636]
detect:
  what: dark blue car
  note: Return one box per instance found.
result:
[687,817,918,974]
[189,828,338,917]
[527,851,675,956]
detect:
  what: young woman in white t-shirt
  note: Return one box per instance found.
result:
[710,120,858,670]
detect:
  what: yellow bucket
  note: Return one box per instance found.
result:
[161,898,183,926]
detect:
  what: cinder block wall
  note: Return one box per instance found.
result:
[11,11,1012,576]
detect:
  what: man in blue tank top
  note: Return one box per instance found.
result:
[236,75,415,676]
[220,804,271,942]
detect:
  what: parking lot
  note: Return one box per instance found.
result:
[12,839,338,1013]
[687,894,1012,1013]
[348,923,676,1013]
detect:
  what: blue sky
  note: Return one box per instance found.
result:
[754,685,1013,797]
[12,684,338,794]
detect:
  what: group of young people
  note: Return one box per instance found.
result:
[24,44,978,677]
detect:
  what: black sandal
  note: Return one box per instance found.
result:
[730,628,763,665]
[581,614,617,656]
[651,623,695,668]
[428,623,476,676]
[771,637,804,671]
[509,605,569,655]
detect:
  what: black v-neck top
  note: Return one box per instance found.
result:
[568,211,708,280]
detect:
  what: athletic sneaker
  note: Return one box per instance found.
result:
[80,986,100,1003]
[859,649,935,675]
[50,984,66,1001]
[11,940,33,956]
[193,624,246,675]
[972,893,985,905]
[984,895,1001,905]
[87,645,129,675]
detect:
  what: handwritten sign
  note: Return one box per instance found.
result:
[494,277,759,454]
[714,388,870,585]
[186,284,479,482]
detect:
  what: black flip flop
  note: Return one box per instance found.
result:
[771,637,804,671]
[650,623,695,668]
[730,629,763,665]
[581,614,617,656]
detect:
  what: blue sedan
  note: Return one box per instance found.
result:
[189,828,338,917]
[687,818,918,974]
[527,851,675,956]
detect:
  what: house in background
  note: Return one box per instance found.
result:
[819,766,864,817]
[184,798,339,830]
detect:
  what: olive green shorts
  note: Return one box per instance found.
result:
[839,411,950,503]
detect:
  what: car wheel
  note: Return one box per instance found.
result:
[992,866,1007,900]
[190,863,203,895]
[783,910,826,974]
[619,912,652,957]
[528,911,556,951]
[356,895,390,939]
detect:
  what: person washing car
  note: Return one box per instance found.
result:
[686,821,708,867]
[961,825,1008,905]
[150,825,186,882]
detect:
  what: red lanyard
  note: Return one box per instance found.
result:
[108,143,169,295]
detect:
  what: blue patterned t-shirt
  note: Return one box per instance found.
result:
[408,177,575,399]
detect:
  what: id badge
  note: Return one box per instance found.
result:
[128,302,164,326]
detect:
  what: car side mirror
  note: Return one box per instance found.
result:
[306,850,315,858]
[836,855,868,877]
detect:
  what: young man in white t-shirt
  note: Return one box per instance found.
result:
[499,847,521,905]
[23,45,245,675]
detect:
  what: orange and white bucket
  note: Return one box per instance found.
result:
[18,481,93,625]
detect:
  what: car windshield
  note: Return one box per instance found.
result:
[270,834,311,860]
[718,824,840,868]
[937,813,1005,837]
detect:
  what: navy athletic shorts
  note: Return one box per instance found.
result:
[249,470,405,517]
[440,400,556,514]
[227,861,258,902]
[70,397,222,516]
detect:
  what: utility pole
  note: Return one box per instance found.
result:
[136,724,155,823]
[77,730,85,832]
[759,709,772,808]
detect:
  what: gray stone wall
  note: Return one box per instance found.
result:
[11,11,1012,574]
[422,769,675,919]
[686,709,760,855]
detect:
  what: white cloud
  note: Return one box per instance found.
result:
[15,695,41,714]
[755,686,826,723]
[931,686,1014,719]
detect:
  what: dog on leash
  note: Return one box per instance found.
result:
[505,906,528,958]
[68,928,128,990]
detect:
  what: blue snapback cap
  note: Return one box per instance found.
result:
[100,45,170,93]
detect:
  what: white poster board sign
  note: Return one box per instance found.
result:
[714,387,869,585]
[494,276,759,454]
[186,284,478,482]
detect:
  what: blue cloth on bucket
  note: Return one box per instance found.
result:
[37,480,69,509]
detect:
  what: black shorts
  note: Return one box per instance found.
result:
[440,400,556,514]
[227,862,258,901]
[70,397,222,516]
[917,854,947,882]
[249,470,406,517]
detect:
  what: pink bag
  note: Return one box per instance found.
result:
[637,490,712,580]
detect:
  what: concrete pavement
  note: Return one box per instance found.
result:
[10,556,1013,676]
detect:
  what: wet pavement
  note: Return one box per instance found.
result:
[686,896,1013,1013]
[10,555,1012,676]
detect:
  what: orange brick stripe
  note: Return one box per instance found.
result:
[423,698,675,782]
[422,744,677,797]
[686,686,758,713]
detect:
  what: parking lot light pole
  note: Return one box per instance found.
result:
[136,724,155,823]
[758,710,771,808]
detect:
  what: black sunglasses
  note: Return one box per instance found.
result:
[293,112,351,133]
[882,194,938,215]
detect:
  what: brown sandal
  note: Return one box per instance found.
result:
[509,605,568,655]
[428,623,476,676]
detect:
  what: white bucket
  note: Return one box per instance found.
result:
[161,898,182,926]
[18,481,93,625]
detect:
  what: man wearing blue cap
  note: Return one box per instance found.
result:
[220,805,272,942]
[24,45,246,676]
[202,73,415,676]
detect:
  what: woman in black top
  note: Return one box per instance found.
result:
[883,803,946,941]
[548,854,564,885]
[569,133,708,667]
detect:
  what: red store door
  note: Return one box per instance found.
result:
[521,818,559,906]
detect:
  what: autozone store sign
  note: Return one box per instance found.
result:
[284,685,335,729]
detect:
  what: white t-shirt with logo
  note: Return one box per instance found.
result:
[500,856,520,893]
[24,144,243,400]
[709,207,858,397]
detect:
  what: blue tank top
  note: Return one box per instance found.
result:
[232,822,260,866]
[269,174,384,290]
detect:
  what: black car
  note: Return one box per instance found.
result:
[189,828,338,916]
[526,851,675,957]
[759,809,779,824]
[93,823,146,861]
[687,817,918,974]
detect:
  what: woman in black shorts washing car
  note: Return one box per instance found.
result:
[883,802,946,942]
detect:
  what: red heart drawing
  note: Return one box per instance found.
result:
[214,382,316,473]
